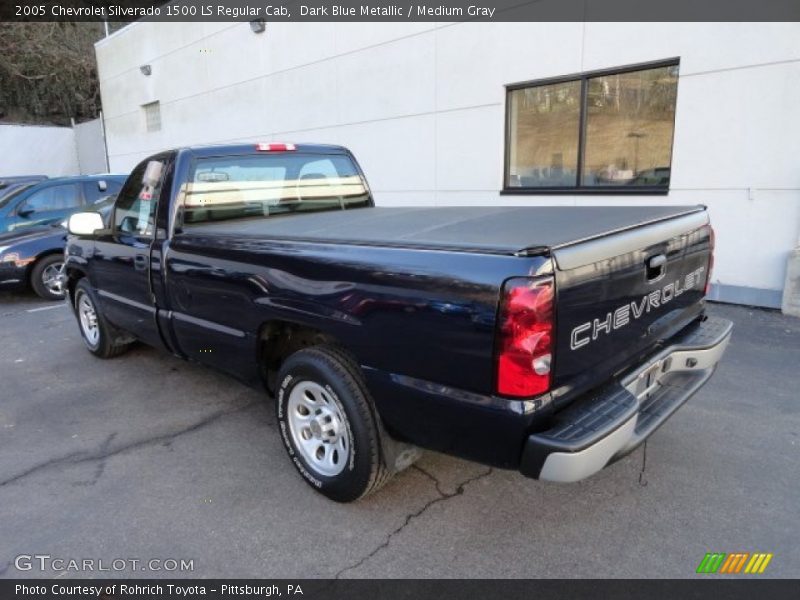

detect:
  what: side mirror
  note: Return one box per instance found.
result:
[17,208,34,218]
[142,161,163,188]
[68,212,104,236]
[98,180,108,192]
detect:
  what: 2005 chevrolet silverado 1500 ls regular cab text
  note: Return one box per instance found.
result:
[63,143,732,502]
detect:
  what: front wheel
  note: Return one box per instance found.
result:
[276,346,392,502]
[73,279,130,359]
[30,254,65,301]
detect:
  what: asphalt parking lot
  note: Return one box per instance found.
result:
[0,289,798,579]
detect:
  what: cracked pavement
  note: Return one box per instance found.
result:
[0,289,798,578]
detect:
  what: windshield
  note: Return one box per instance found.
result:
[0,184,33,209]
[179,153,370,227]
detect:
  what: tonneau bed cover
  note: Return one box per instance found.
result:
[184,205,706,256]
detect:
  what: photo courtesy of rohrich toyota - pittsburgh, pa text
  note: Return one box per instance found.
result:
[0,0,798,598]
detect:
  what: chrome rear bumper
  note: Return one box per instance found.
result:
[520,315,733,482]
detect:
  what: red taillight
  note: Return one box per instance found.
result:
[705,224,715,296]
[496,277,555,397]
[256,143,296,152]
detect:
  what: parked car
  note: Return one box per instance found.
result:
[0,195,116,300]
[63,143,732,502]
[0,174,126,234]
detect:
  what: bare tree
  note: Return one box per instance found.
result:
[0,22,106,125]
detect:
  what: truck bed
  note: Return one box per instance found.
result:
[183,205,705,255]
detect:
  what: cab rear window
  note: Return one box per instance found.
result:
[180,153,370,226]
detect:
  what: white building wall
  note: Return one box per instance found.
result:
[0,119,108,177]
[96,22,800,308]
[0,124,79,176]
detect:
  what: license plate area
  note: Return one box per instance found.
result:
[629,359,668,401]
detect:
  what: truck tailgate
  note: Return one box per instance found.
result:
[550,209,712,404]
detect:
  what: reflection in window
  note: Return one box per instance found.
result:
[114,159,162,237]
[181,153,370,226]
[505,62,679,191]
[507,81,581,188]
[22,184,81,212]
[583,66,678,186]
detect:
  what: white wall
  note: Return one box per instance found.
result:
[0,124,79,176]
[96,22,800,307]
[74,117,109,174]
[0,119,109,177]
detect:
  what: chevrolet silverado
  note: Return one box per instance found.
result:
[63,143,732,502]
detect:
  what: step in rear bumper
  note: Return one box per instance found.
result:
[520,315,733,482]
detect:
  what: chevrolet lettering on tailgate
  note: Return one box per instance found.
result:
[570,266,706,351]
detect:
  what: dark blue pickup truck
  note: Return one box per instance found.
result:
[63,143,732,502]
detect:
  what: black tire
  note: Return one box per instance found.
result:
[276,345,392,502]
[30,254,65,301]
[73,279,130,359]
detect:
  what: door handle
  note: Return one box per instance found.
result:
[134,254,148,272]
[646,253,667,282]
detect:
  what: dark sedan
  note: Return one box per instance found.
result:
[0,195,115,300]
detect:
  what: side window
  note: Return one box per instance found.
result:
[105,180,124,197]
[19,184,81,214]
[83,180,124,204]
[113,160,164,237]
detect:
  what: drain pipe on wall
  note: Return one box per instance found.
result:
[99,110,111,173]
[70,117,82,175]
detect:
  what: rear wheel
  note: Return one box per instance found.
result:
[276,346,392,502]
[30,255,65,301]
[73,279,130,359]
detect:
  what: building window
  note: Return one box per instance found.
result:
[143,101,161,132]
[504,59,679,193]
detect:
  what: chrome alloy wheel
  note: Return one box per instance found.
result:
[287,381,350,477]
[41,262,64,297]
[77,293,100,346]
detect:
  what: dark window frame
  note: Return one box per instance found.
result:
[502,57,680,195]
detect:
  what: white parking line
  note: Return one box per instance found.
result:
[26,305,63,313]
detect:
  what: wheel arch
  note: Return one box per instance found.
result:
[64,263,89,307]
[25,249,65,282]
[256,319,350,394]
